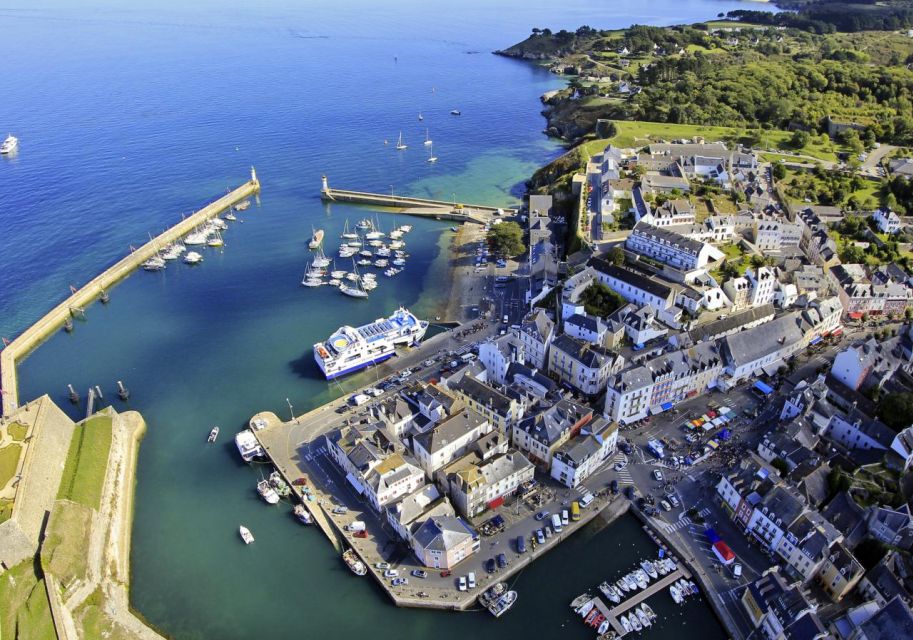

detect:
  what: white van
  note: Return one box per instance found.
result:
[732,563,743,579]
[579,492,595,508]
[460,353,476,363]
[551,513,563,533]
[561,509,569,526]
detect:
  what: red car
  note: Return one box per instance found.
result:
[439,569,452,578]
[354,530,368,539]
[292,477,308,486]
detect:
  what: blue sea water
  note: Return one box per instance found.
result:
[2,1,767,638]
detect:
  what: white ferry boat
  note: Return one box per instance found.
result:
[235,429,264,462]
[313,307,428,379]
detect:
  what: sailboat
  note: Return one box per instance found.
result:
[340,219,358,240]
[423,129,432,146]
[340,263,369,298]
[395,131,407,151]
[418,112,423,121]
[426,142,437,163]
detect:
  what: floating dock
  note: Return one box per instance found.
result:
[320,175,514,224]
[0,169,261,416]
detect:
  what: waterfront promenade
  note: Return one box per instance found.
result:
[0,170,261,417]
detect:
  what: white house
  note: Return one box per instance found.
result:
[549,418,619,487]
[515,309,555,369]
[412,410,492,478]
[873,208,902,235]
[747,267,777,308]
[625,222,724,271]
[478,334,525,385]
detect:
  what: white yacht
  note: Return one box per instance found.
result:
[234,429,264,462]
[313,307,428,379]
[239,525,255,544]
[1,134,18,154]
[183,251,203,265]
[257,479,280,505]
[142,256,166,271]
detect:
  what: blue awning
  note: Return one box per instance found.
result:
[810,336,823,345]
[661,402,674,411]
[753,380,774,396]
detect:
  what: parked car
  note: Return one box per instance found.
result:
[440,569,452,578]
[536,529,545,544]
[516,536,527,553]
[561,509,569,526]
[391,577,408,586]
[496,553,508,569]
[668,494,680,508]
[484,558,496,573]
[458,576,467,591]
[375,562,390,570]
[468,572,477,589]
[610,479,619,494]
[544,525,553,539]
[652,470,664,482]
[535,510,550,521]
[383,569,399,578]
[411,569,428,579]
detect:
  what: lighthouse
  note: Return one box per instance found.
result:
[321,175,329,193]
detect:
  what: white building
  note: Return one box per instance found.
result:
[626,222,724,271]
[549,418,619,487]
[478,334,525,385]
[412,410,492,477]
[515,309,555,369]
[447,450,534,517]
[747,267,777,308]
[873,208,902,235]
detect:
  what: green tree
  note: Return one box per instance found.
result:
[579,282,625,317]
[487,222,526,258]
[790,129,810,149]
[772,162,787,181]
[876,392,913,431]
[610,245,625,266]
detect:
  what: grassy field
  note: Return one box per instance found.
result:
[41,501,94,596]
[0,443,23,493]
[8,421,28,441]
[582,120,845,163]
[57,415,113,510]
[720,243,747,261]
[0,561,55,640]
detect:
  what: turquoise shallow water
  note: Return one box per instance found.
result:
[3,1,765,637]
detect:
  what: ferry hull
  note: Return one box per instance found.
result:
[320,351,396,380]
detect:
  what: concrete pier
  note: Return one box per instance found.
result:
[320,177,514,224]
[1,169,261,417]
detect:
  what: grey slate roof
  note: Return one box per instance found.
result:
[411,515,477,552]
[689,304,775,343]
[413,410,487,455]
[589,259,674,300]
[721,312,807,370]
[857,595,913,639]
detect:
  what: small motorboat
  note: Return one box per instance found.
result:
[183,251,203,265]
[233,199,251,211]
[619,615,632,633]
[688,580,699,595]
[616,579,630,593]
[597,619,611,635]
[641,603,657,622]
[239,525,255,544]
[224,211,237,221]
[577,600,595,618]
[293,504,313,525]
[142,256,166,271]
[1,134,19,154]
[629,612,643,632]
[207,426,219,443]
[450,109,461,115]
[636,606,651,628]
[634,570,649,589]
[670,584,683,605]
[641,560,658,580]
[570,593,592,610]
[342,549,367,576]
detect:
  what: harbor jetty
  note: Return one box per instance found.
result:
[0,169,261,417]
[320,175,514,224]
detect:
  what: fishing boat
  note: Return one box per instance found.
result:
[570,593,592,610]
[619,615,632,633]
[207,426,220,443]
[207,231,224,247]
[269,471,291,498]
[342,549,367,576]
[426,142,437,163]
[641,560,658,580]
[395,131,407,150]
[309,228,325,249]
[142,256,166,271]
[670,584,683,605]
[239,525,255,544]
[1,134,18,154]
[257,479,280,505]
[234,199,251,211]
[423,129,432,146]
[293,504,313,525]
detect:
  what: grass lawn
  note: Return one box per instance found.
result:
[720,243,747,261]
[18,578,57,640]
[709,196,739,214]
[7,421,28,441]
[57,415,113,510]
[0,560,56,640]
[694,199,712,223]
[0,443,23,492]
[582,120,845,163]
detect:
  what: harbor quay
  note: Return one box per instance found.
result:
[0,170,261,417]
[252,405,632,611]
